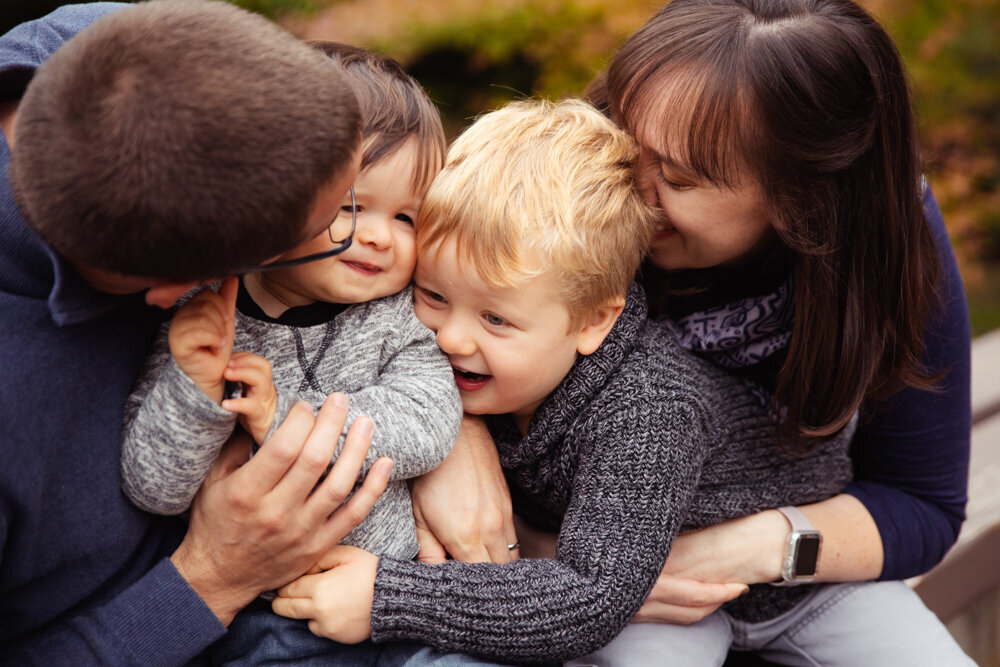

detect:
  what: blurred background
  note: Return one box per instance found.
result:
[5,0,998,334]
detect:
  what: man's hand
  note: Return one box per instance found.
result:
[222,351,279,444]
[272,545,378,644]
[409,415,518,564]
[168,277,238,403]
[170,393,392,625]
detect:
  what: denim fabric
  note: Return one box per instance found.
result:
[568,581,973,667]
[212,600,508,666]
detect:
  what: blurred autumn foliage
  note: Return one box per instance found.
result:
[5,0,998,331]
[277,0,1000,332]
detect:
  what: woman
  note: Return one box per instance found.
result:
[411,0,972,663]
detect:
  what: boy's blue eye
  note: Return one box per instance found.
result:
[483,313,505,326]
[421,288,446,304]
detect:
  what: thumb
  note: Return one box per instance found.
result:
[208,428,254,479]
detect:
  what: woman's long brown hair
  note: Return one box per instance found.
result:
[601,0,940,450]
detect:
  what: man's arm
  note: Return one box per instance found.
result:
[3,395,391,665]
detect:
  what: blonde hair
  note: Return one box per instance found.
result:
[417,98,656,328]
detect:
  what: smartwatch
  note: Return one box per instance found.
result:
[769,506,822,586]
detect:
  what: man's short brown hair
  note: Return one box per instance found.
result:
[10,0,361,282]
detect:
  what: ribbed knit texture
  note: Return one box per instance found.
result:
[121,286,462,559]
[370,284,853,663]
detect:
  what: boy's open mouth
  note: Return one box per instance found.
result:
[453,367,491,392]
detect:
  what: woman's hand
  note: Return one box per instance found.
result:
[409,415,519,563]
[636,496,885,624]
[633,513,780,625]
[272,545,379,644]
[633,574,748,625]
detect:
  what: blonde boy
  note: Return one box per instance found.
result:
[270,99,852,664]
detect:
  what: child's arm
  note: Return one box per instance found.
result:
[261,290,461,481]
[273,391,708,663]
[120,280,241,515]
[167,279,237,403]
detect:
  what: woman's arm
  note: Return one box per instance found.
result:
[847,185,970,579]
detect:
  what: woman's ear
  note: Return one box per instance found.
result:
[575,296,626,356]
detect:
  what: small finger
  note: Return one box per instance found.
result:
[171,308,227,340]
[632,601,718,625]
[228,351,270,371]
[224,362,270,389]
[175,327,227,353]
[271,594,314,620]
[649,576,747,607]
[220,397,260,416]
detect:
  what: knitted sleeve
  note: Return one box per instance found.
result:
[119,318,238,515]
[370,391,708,663]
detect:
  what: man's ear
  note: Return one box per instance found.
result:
[575,296,626,356]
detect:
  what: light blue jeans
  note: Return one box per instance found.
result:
[567,581,974,666]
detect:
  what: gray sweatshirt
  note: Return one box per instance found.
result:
[370,284,853,663]
[120,285,462,559]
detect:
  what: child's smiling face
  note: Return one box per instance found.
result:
[413,239,588,433]
[257,138,424,308]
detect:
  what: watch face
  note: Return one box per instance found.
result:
[792,534,821,577]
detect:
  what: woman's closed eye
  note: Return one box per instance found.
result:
[342,203,361,214]
[656,164,695,191]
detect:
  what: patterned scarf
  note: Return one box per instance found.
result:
[660,276,794,371]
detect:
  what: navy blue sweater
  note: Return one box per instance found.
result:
[846,186,972,580]
[0,6,224,664]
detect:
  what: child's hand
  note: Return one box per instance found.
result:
[222,351,278,444]
[168,277,238,403]
[272,545,378,644]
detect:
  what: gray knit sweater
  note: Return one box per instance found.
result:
[120,285,462,559]
[370,284,852,663]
